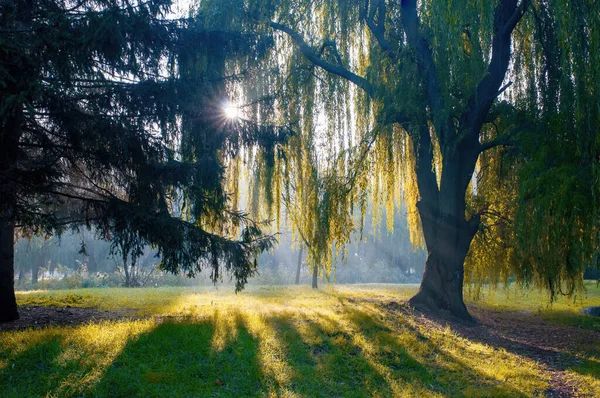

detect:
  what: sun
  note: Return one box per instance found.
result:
[223,103,240,120]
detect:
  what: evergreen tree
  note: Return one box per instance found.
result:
[0,0,284,321]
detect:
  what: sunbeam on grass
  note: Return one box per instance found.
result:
[1,283,599,397]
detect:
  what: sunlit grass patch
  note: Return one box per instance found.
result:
[471,280,600,331]
[0,319,156,397]
[16,287,198,314]
[3,283,599,397]
[470,280,600,311]
[418,327,547,397]
[565,355,600,397]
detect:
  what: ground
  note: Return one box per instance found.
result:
[1,283,599,397]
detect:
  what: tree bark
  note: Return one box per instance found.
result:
[295,246,303,285]
[311,265,318,289]
[0,219,18,322]
[408,215,479,321]
[409,142,481,320]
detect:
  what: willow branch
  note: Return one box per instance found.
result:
[401,0,446,144]
[270,21,376,98]
[479,123,527,153]
[364,0,398,64]
[461,0,529,137]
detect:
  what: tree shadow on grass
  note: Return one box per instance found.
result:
[254,303,530,397]
[334,302,534,397]
[0,302,549,397]
[264,312,418,396]
[0,336,65,397]
[427,306,599,385]
[89,305,533,397]
[92,310,262,397]
[370,300,600,395]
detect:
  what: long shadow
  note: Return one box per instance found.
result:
[423,306,600,382]
[264,313,400,396]
[1,301,564,397]
[0,336,65,397]
[255,303,528,397]
[91,311,262,397]
[371,299,600,392]
[334,301,531,397]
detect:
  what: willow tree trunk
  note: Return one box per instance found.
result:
[295,247,303,285]
[312,265,318,289]
[408,216,478,320]
[0,219,18,322]
[408,137,480,321]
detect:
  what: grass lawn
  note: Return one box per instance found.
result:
[1,283,599,397]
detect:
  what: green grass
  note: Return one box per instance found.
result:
[1,283,599,397]
[470,280,600,331]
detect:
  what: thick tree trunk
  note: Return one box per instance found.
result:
[409,139,480,321]
[409,213,479,321]
[409,240,471,320]
[0,220,18,322]
[311,265,318,289]
[295,247,303,285]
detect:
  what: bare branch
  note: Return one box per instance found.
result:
[496,81,513,98]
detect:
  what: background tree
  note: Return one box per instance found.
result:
[0,0,283,322]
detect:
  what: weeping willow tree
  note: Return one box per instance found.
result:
[196,0,599,320]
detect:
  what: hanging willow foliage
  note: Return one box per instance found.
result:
[195,0,600,298]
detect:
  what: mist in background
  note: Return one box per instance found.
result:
[13,208,425,290]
